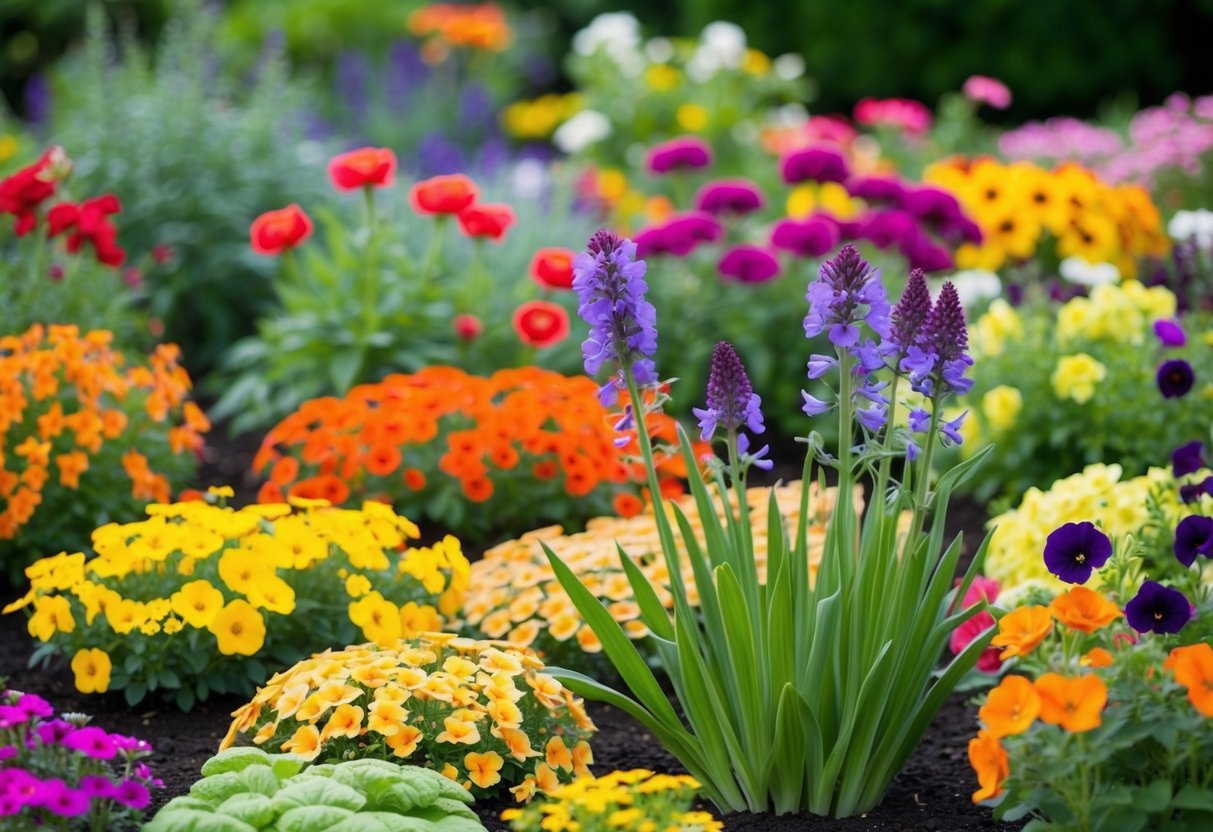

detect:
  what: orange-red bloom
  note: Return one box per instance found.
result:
[978,674,1039,738]
[512,301,569,348]
[990,605,1053,659]
[1048,586,1122,633]
[1034,672,1107,732]
[1166,642,1213,717]
[529,247,576,290]
[328,147,397,191]
[409,174,478,215]
[250,204,313,255]
[969,730,1009,803]
[457,203,515,242]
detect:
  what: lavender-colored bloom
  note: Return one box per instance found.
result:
[903,281,974,396]
[692,341,765,440]
[806,354,836,379]
[737,433,774,471]
[860,210,919,250]
[908,408,931,433]
[770,216,839,258]
[23,72,51,127]
[335,50,372,124]
[695,179,765,216]
[385,41,428,107]
[416,132,465,176]
[856,403,887,432]
[458,82,495,135]
[853,339,885,372]
[61,726,117,761]
[1174,515,1213,566]
[781,147,849,184]
[1154,319,1187,347]
[1157,359,1194,398]
[888,269,932,358]
[718,245,781,284]
[1173,440,1206,476]
[801,390,832,416]
[33,779,90,817]
[1124,580,1191,634]
[646,136,713,174]
[572,230,658,404]
[113,780,151,810]
[1043,521,1112,584]
[939,410,968,446]
[845,175,905,204]
[804,244,891,347]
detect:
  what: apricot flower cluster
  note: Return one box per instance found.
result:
[5,493,468,708]
[254,367,701,541]
[222,634,595,800]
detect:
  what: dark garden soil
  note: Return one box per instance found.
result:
[0,428,1016,830]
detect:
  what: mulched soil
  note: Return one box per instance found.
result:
[0,428,1017,830]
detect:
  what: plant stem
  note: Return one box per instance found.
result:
[836,350,856,562]
[903,397,942,560]
[420,216,446,284]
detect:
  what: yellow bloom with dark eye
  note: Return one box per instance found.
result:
[171,579,224,628]
[71,648,111,693]
[208,599,266,656]
[1057,212,1118,264]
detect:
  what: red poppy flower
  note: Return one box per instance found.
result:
[457,203,515,242]
[328,147,398,191]
[512,300,569,348]
[46,194,126,267]
[250,204,313,256]
[529,247,576,290]
[0,146,67,236]
[452,313,483,340]
[409,174,478,215]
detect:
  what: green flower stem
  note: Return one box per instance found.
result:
[904,399,942,559]
[420,216,446,285]
[875,372,902,509]
[835,350,856,563]
[360,186,381,346]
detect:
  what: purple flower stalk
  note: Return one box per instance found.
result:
[695,179,765,216]
[1042,521,1112,584]
[718,245,781,284]
[1124,580,1191,634]
[1172,440,1206,477]
[901,281,974,396]
[646,136,713,174]
[887,269,932,358]
[693,341,765,441]
[1157,359,1194,398]
[803,244,891,348]
[573,230,659,404]
[1174,515,1213,566]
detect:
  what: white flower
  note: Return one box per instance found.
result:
[773,53,806,81]
[687,20,746,81]
[644,37,674,64]
[933,270,1002,307]
[572,12,642,66]
[553,110,611,154]
[510,159,549,201]
[1059,257,1120,286]
[1167,208,1213,249]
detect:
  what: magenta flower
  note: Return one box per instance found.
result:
[899,186,964,226]
[1154,319,1187,347]
[34,720,74,746]
[113,779,151,810]
[77,775,116,799]
[770,216,839,259]
[962,75,1012,109]
[14,694,53,719]
[34,779,90,817]
[854,97,932,136]
[780,147,849,184]
[62,726,117,760]
[0,706,29,729]
[899,233,955,273]
[718,245,780,284]
[859,210,919,250]
[645,136,713,174]
[845,175,906,204]
[695,179,764,216]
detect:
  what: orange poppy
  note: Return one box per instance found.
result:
[1167,642,1213,717]
[978,674,1039,738]
[969,730,1009,803]
[1048,586,1121,633]
[991,605,1053,659]
[1034,673,1107,733]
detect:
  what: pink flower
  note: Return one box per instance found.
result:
[717,245,781,284]
[962,75,1012,109]
[854,97,932,137]
[61,727,117,760]
[645,136,713,174]
[113,779,151,810]
[949,576,1002,673]
[33,779,90,817]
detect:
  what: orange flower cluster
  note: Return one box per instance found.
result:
[0,324,205,541]
[407,3,510,54]
[253,367,700,536]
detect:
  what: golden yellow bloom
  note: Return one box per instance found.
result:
[70,648,111,694]
[281,724,322,761]
[170,579,225,628]
[320,704,364,741]
[28,595,75,642]
[981,386,1023,434]
[208,599,266,656]
[1051,353,1107,404]
[465,750,504,789]
[676,103,709,132]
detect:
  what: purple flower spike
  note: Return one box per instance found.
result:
[693,341,765,441]
[804,244,891,347]
[1154,319,1186,347]
[781,147,849,184]
[718,245,781,284]
[1172,440,1206,477]
[888,268,932,358]
[646,136,713,174]
[1157,359,1194,398]
[844,175,906,204]
[1042,521,1112,584]
[573,230,659,405]
[1174,515,1213,567]
[904,281,973,396]
[770,216,840,259]
[1124,580,1191,634]
[695,178,765,216]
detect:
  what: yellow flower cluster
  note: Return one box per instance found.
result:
[1055,281,1177,346]
[223,633,595,800]
[502,769,723,832]
[925,158,1169,276]
[464,482,850,661]
[1051,354,1107,404]
[5,493,469,698]
[970,300,1024,359]
[985,464,1191,594]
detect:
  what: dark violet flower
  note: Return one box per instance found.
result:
[1180,475,1213,504]
[77,776,115,799]
[804,244,891,348]
[646,136,713,174]
[908,408,931,433]
[61,726,117,761]
[113,780,150,810]
[844,175,905,204]
[1157,359,1195,398]
[939,410,968,446]
[693,341,765,441]
[33,779,90,817]
[1125,580,1192,634]
[770,216,839,259]
[718,245,781,284]
[1043,521,1113,584]
[572,230,658,405]
[1173,441,1207,477]
[901,281,974,396]
[1154,319,1187,347]
[781,147,849,184]
[695,178,765,216]
[887,268,932,358]
[859,210,919,250]
[1174,515,1213,567]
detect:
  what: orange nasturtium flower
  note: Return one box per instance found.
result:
[978,674,1040,738]
[1048,586,1122,633]
[969,729,1009,803]
[1166,642,1213,717]
[990,605,1053,659]
[1034,672,1107,732]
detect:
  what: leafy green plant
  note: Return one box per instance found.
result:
[145,748,487,832]
[543,237,992,816]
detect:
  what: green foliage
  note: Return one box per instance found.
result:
[43,1,331,372]
[146,749,486,832]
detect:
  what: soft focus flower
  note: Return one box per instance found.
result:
[1157,359,1194,398]
[692,341,764,442]
[457,203,515,242]
[980,385,1022,434]
[512,301,570,348]
[854,97,932,136]
[968,730,1009,803]
[646,136,713,174]
[530,248,576,290]
[1172,441,1206,477]
[409,174,479,215]
[46,194,126,267]
[1034,673,1106,732]
[978,675,1039,738]
[990,605,1052,659]
[1174,515,1213,567]
[1124,580,1191,634]
[62,726,117,760]
[1047,586,1121,632]
[1153,319,1186,347]
[695,179,764,216]
[781,147,849,184]
[770,216,840,259]
[0,146,66,235]
[1042,522,1112,584]
[453,313,483,341]
[949,575,1001,672]
[250,204,313,256]
[1167,642,1213,716]
[1051,354,1106,404]
[553,110,611,154]
[717,245,780,284]
[328,147,397,190]
[962,75,1012,109]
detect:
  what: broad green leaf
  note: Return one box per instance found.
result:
[769,684,807,813]
[1173,785,1213,811]
[143,807,258,832]
[276,806,357,832]
[270,778,366,812]
[215,792,278,828]
[201,748,274,778]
